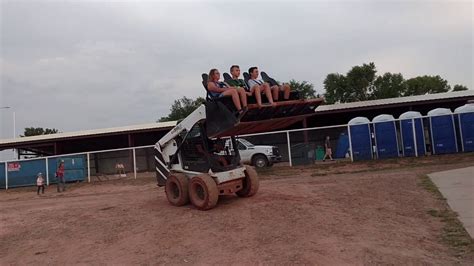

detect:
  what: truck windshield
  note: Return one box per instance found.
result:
[239,138,255,147]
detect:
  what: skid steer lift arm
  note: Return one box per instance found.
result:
[158,105,206,148]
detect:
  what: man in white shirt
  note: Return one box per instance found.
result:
[248,67,291,102]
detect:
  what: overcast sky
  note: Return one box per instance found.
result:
[1,0,473,140]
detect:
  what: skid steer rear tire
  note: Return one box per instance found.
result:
[189,174,219,210]
[165,173,189,206]
[236,165,259,197]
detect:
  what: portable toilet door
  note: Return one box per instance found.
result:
[399,111,426,157]
[348,117,372,161]
[454,104,474,152]
[428,108,458,154]
[372,114,400,159]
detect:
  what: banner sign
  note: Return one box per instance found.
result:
[7,162,21,172]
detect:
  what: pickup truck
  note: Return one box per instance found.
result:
[225,138,282,168]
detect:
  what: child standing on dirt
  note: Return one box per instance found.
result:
[56,161,66,192]
[36,173,45,195]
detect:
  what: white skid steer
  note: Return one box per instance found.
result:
[154,81,323,210]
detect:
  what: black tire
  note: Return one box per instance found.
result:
[252,154,268,168]
[165,173,189,206]
[189,174,219,210]
[236,165,259,197]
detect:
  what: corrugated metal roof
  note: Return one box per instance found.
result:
[0,121,177,145]
[315,90,474,113]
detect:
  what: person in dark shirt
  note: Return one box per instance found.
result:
[227,65,273,107]
[323,136,334,161]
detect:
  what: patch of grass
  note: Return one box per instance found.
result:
[419,175,445,200]
[420,175,474,258]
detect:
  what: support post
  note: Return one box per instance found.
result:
[133,148,137,179]
[45,158,49,186]
[412,118,418,157]
[286,131,292,167]
[87,153,91,183]
[302,118,309,144]
[5,162,8,190]
[347,126,354,162]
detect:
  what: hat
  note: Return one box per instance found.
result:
[37,172,43,176]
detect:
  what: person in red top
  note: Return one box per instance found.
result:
[56,161,66,192]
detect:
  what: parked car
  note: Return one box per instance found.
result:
[225,138,281,168]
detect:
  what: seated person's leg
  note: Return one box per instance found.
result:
[221,89,242,111]
[250,85,262,107]
[271,85,280,101]
[236,87,248,108]
[218,156,228,166]
[281,84,291,100]
[262,83,275,105]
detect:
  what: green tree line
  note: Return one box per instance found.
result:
[324,62,468,104]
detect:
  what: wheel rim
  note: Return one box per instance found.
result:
[195,184,205,200]
[255,158,266,168]
[170,182,180,199]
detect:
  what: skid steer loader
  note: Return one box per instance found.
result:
[154,77,323,210]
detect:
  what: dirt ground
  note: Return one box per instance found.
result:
[1,154,473,265]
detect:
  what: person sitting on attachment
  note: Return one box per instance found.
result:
[207,68,248,115]
[227,65,274,108]
[248,67,291,102]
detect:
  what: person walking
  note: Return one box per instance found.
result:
[36,172,45,195]
[56,161,66,192]
[323,136,334,162]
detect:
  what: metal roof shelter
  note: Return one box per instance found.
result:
[0,121,176,157]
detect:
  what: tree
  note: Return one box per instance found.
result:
[371,72,406,100]
[345,62,377,102]
[159,96,206,122]
[323,73,347,104]
[452,84,469,91]
[22,127,59,137]
[323,62,376,104]
[287,79,316,99]
[404,75,450,96]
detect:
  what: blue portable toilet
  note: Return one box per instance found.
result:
[335,132,349,159]
[348,117,372,161]
[454,104,474,152]
[399,111,426,157]
[372,114,399,159]
[428,108,458,154]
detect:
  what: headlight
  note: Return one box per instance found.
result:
[267,148,273,155]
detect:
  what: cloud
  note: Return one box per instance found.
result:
[0,0,472,144]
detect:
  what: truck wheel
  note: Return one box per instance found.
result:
[189,174,219,210]
[165,173,189,206]
[252,154,268,168]
[236,165,259,197]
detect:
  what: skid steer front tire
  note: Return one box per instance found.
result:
[236,165,259,197]
[189,174,219,210]
[165,173,189,206]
